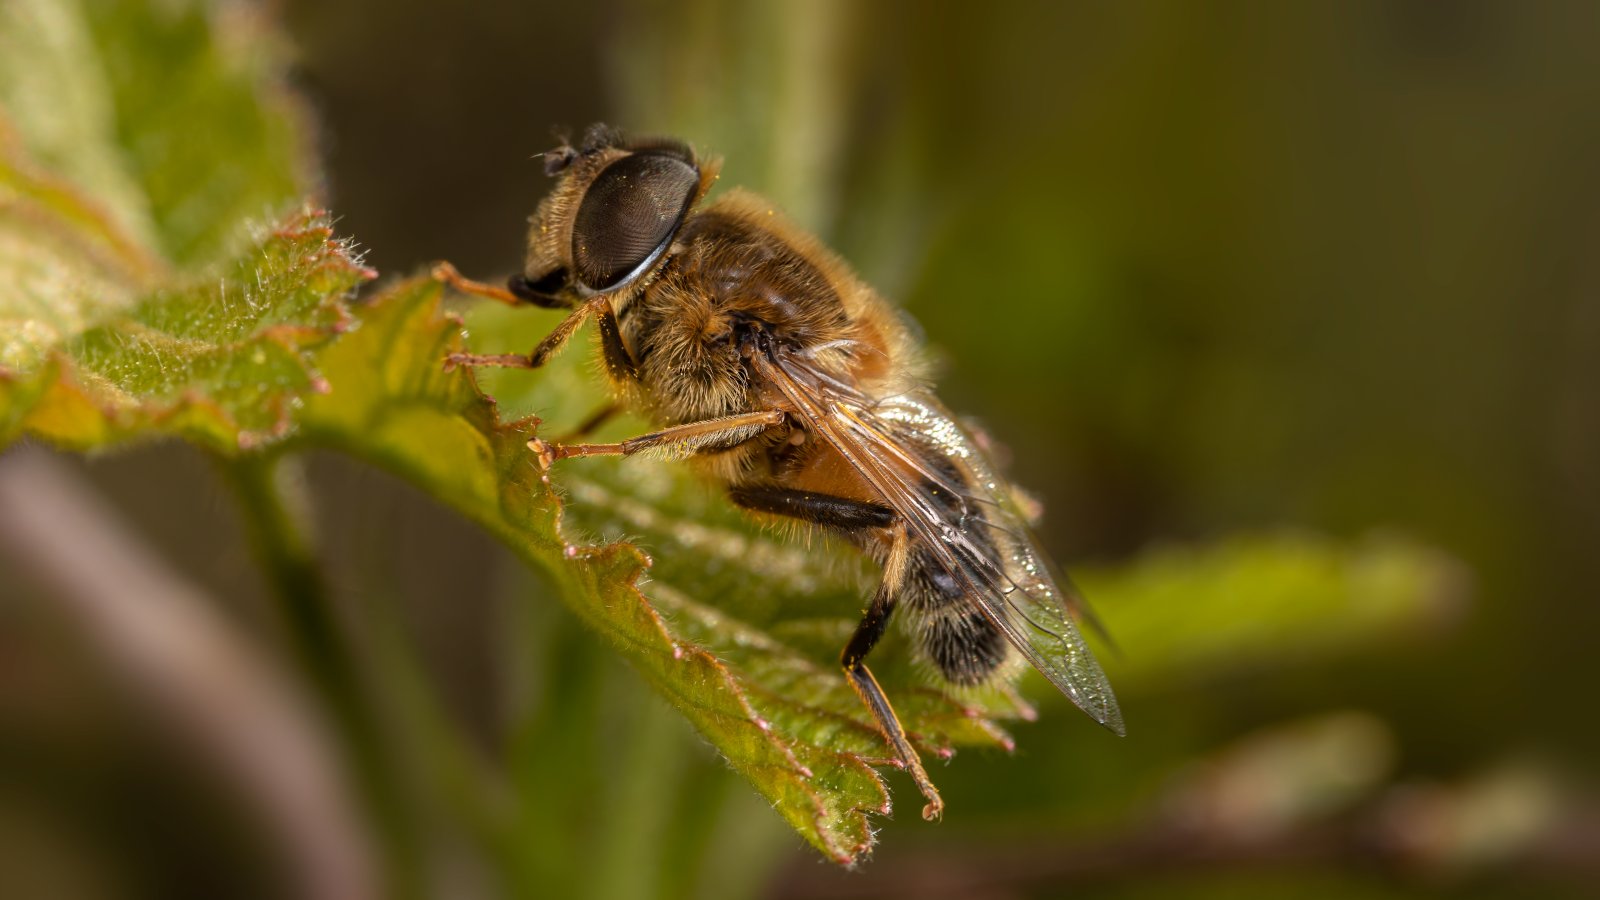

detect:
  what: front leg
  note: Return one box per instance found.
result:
[444,294,640,383]
[529,410,785,467]
[434,261,571,309]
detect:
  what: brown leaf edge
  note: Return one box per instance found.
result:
[0,207,372,454]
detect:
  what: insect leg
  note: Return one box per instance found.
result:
[727,486,944,815]
[727,485,895,530]
[530,410,784,465]
[591,298,640,383]
[445,296,600,371]
[844,573,945,821]
[431,261,554,308]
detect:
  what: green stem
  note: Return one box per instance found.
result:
[222,451,421,899]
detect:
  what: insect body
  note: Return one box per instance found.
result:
[439,125,1122,820]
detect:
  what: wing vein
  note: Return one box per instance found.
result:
[753,350,1124,734]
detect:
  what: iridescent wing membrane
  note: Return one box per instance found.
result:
[759,351,1125,734]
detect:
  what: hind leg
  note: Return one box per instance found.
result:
[728,486,944,818]
[841,577,944,821]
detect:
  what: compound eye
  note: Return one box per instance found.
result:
[571,152,699,292]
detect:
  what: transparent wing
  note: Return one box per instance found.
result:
[756,350,1124,734]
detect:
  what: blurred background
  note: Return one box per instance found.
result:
[3,1,1599,898]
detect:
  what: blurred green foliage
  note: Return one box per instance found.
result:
[2,0,1596,898]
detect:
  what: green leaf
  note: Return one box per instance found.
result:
[0,0,311,267]
[0,207,369,452]
[0,0,353,452]
[0,0,160,252]
[296,281,1039,862]
[344,297,1463,862]
[0,0,1032,864]
[1083,531,1465,690]
[0,0,1469,870]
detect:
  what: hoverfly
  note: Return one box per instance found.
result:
[436,124,1121,819]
